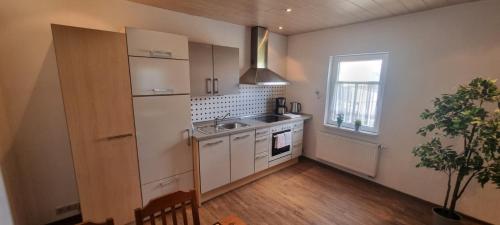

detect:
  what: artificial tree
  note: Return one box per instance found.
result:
[412,78,499,220]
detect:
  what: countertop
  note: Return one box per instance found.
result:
[192,114,312,141]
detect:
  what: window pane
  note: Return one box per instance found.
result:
[331,83,355,124]
[338,60,382,82]
[353,84,379,128]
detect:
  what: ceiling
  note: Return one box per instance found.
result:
[128,0,478,35]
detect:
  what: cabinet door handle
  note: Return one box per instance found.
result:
[204,140,223,146]
[158,178,177,187]
[256,131,268,136]
[255,137,268,143]
[213,78,219,94]
[152,88,174,94]
[206,78,212,94]
[255,154,268,159]
[149,50,172,58]
[293,129,303,133]
[185,129,191,146]
[234,134,250,140]
[106,133,133,140]
[293,143,302,147]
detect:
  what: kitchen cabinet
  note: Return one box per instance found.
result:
[52,24,141,224]
[189,42,239,96]
[129,57,190,96]
[141,171,193,205]
[127,28,194,204]
[133,95,193,185]
[255,151,269,173]
[126,27,189,60]
[292,121,304,158]
[213,45,240,95]
[230,131,256,182]
[254,128,270,172]
[189,42,213,96]
[199,136,230,193]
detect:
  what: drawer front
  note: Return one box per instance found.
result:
[141,171,193,205]
[293,121,304,130]
[126,28,189,60]
[129,57,190,96]
[292,129,303,144]
[255,152,269,173]
[292,143,303,158]
[255,128,270,138]
[255,136,270,154]
[268,155,292,167]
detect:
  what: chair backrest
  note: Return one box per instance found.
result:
[81,218,114,225]
[135,190,200,225]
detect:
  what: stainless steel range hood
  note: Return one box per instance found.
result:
[240,27,289,85]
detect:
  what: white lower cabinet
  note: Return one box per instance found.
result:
[199,136,230,193]
[291,121,304,158]
[292,143,303,158]
[254,152,269,173]
[230,131,256,182]
[141,171,193,205]
[197,121,305,195]
[255,136,270,154]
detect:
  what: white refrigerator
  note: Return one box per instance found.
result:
[127,28,194,205]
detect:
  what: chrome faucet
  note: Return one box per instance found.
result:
[214,113,231,127]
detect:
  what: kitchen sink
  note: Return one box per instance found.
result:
[197,122,249,134]
[217,122,248,130]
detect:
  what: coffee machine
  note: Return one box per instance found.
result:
[275,97,287,115]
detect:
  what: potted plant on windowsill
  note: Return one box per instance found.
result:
[412,78,499,225]
[336,113,344,127]
[354,119,362,131]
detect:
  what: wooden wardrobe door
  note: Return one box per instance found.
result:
[52,24,141,224]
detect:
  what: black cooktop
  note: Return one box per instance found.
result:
[253,115,291,123]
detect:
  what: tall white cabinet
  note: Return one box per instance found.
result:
[127,28,194,205]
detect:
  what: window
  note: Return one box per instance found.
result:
[324,53,388,134]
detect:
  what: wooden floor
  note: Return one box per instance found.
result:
[198,158,487,225]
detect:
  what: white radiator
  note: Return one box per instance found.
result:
[317,132,381,177]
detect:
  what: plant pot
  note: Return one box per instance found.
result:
[432,208,462,225]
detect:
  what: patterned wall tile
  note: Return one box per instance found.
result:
[190,85,285,122]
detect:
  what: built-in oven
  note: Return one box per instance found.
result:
[269,123,293,161]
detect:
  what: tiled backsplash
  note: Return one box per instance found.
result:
[190,85,285,122]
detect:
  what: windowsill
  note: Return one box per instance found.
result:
[323,124,379,137]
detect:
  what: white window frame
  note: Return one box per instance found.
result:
[323,52,388,135]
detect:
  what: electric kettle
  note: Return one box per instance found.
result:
[290,102,302,114]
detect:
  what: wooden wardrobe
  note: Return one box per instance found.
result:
[52,24,141,224]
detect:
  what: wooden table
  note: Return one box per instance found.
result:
[213,214,247,225]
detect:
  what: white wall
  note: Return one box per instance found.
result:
[286,0,500,223]
[0,0,287,224]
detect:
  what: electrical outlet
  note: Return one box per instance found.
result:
[55,202,80,215]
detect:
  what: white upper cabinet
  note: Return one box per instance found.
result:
[126,27,189,60]
[129,57,190,96]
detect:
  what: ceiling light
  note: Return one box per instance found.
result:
[278,26,283,30]
[285,8,292,13]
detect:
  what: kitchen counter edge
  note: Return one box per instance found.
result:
[192,114,312,141]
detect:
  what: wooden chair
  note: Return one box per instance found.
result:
[135,190,200,225]
[81,218,114,225]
